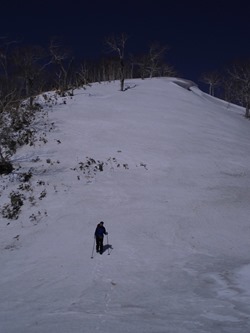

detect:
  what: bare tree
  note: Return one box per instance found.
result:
[132,54,150,79]
[12,45,49,107]
[160,63,176,78]
[104,33,128,91]
[49,38,74,96]
[133,43,172,79]
[147,42,168,78]
[0,85,19,114]
[227,60,250,118]
[200,71,221,96]
[0,37,22,112]
[99,56,119,82]
[74,62,90,87]
[221,75,237,103]
[0,37,21,83]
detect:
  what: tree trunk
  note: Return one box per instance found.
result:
[120,58,125,91]
[245,105,250,118]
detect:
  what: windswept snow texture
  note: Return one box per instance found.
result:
[1,78,250,333]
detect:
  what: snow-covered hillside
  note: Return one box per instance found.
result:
[1,78,250,333]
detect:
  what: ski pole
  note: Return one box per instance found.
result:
[107,234,110,255]
[91,237,95,259]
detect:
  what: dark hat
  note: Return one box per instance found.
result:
[100,221,104,225]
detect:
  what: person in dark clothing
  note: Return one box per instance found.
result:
[95,221,108,254]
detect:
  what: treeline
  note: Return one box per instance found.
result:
[200,60,250,118]
[0,34,175,106]
[1,34,249,115]
[0,34,175,171]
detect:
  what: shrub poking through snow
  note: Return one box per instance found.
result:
[2,191,24,220]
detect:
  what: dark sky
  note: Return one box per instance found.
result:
[1,0,250,84]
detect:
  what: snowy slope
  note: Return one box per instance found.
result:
[1,78,250,333]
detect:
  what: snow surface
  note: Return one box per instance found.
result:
[1,77,250,333]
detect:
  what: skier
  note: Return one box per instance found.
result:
[95,221,108,254]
